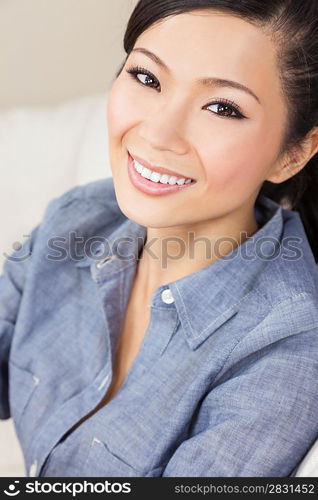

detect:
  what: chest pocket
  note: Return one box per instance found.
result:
[9,359,40,427]
[83,437,163,477]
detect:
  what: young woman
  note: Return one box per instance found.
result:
[1,0,318,478]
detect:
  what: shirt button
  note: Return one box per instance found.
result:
[96,255,116,269]
[161,288,175,304]
[29,460,38,477]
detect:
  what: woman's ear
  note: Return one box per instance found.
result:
[266,126,318,184]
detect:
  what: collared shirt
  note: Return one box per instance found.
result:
[1,176,318,478]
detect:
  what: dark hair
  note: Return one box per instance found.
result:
[116,0,318,262]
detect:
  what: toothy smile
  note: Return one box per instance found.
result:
[132,159,195,185]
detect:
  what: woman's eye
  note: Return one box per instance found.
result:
[205,102,244,119]
[126,67,160,90]
[137,73,159,88]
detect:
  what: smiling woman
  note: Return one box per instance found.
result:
[1,0,318,479]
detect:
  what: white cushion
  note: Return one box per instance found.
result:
[295,439,318,477]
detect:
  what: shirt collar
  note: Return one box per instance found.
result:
[75,194,284,350]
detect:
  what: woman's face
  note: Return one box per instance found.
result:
[107,10,288,229]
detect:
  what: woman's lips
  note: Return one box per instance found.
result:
[127,153,197,197]
[129,152,196,181]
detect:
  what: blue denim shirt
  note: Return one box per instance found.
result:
[1,177,318,478]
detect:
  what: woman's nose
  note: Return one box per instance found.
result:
[137,98,190,155]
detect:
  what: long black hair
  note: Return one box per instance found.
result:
[115,0,318,262]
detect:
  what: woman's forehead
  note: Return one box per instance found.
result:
[139,11,275,64]
[134,11,281,101]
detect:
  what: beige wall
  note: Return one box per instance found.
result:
[0,0,138,109]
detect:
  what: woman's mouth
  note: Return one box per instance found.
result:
[127,153,197,196]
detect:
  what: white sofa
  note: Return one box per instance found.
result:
[0,93,317,477]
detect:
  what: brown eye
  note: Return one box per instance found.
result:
[137,73,158,87]
[205,100,244,120]
[217,104,234,117]
[126,67,161,91]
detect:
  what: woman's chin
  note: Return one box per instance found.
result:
[113,194,170,228]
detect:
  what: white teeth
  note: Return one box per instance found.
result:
[133,159,194,185]
[141,167,152,180]
[150,171,161,183]
[135,162,143,174]
[168,176,178,185]
[160,174,170,184]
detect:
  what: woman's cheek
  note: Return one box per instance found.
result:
[215,120,280,191]
[202,145,267,198]
[107,79,151,141]
[107,81,137,139]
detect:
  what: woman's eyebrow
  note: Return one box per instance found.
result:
[131,47,261,105]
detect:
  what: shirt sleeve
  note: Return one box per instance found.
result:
[162,303,318,477]
[0,223,41,419]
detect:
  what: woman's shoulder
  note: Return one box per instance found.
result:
[217,196,318,347]
[25,176,127,267]
[37,176,127,237]
[258,207,318,305]
[43,176,122,221]
[251,195,318,304]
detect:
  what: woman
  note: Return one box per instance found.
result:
[1,0,318,478]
